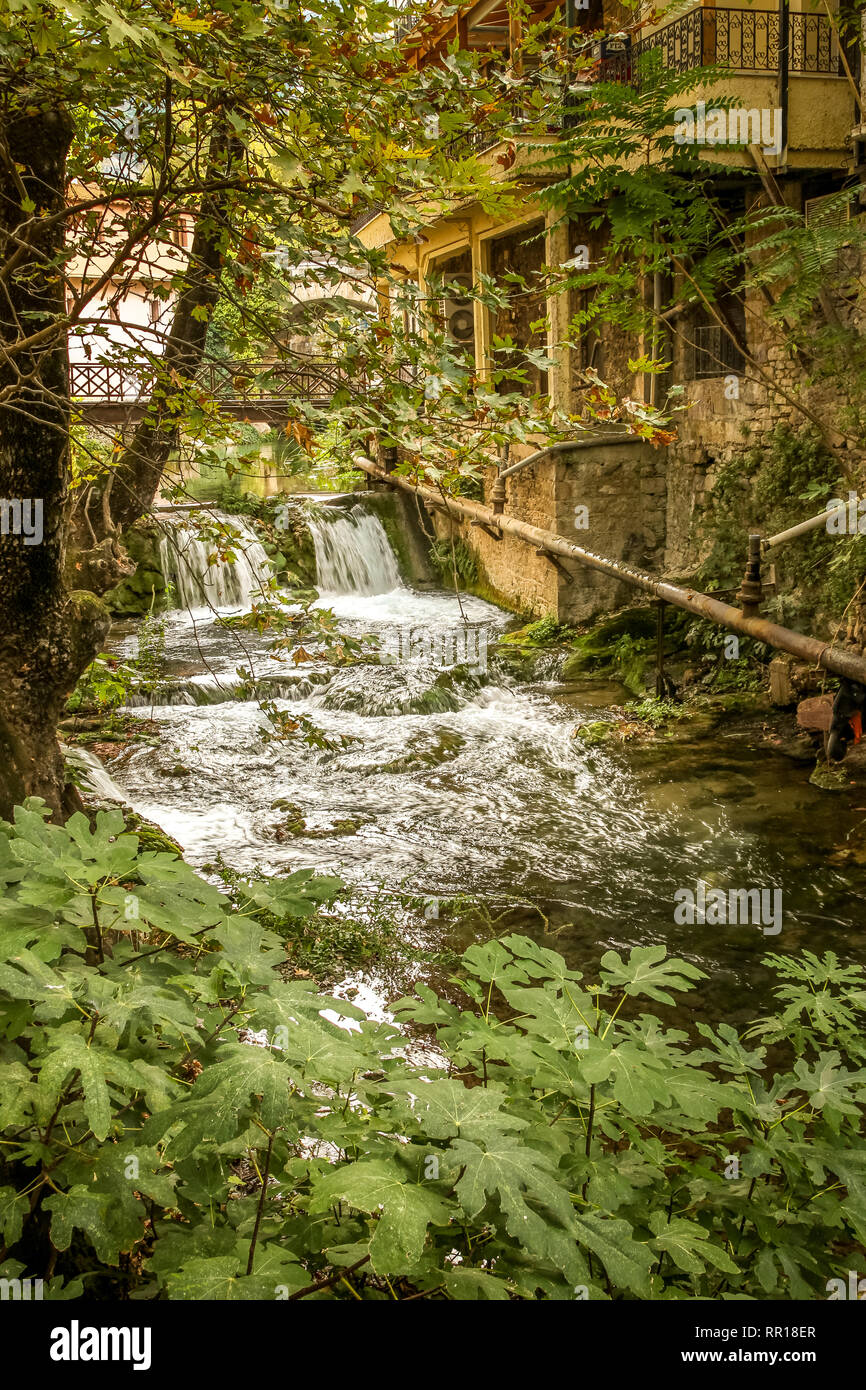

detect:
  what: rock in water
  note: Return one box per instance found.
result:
[797,694,833,731]
[809,762,851,792]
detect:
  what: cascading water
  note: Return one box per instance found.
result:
[308,504,402,596]
[63,745,127,803]
[101,495,866,1022]
[158,510,273,610]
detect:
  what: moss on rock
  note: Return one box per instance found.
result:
[561,607,657,691]
[104,524,168,617]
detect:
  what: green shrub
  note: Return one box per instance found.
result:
[500,615,575,649]
[624,696,686,727]
[65,655,137,716]
[1,801,865,1300]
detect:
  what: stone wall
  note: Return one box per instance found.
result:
[428,437,666,622]
[430,458,559,616]
[553,437,666,623]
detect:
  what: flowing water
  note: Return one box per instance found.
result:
[310,504,403,596]
[104,501,866,1025]
[158,509,273,610]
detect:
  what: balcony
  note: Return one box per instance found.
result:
[599,7,846,84]
[349,4,850,237]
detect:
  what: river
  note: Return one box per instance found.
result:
[101,500,866,1027]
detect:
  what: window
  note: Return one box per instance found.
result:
[692,323,745,379]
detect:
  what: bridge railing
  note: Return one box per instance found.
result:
[69,357,426,410]
[69,361,154,403]
[68,357,365,405]
[198,359,362,400]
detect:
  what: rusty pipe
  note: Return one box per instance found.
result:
[353,455,866,685]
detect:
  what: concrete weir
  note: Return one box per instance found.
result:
[354,454,866,689]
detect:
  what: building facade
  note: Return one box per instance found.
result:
[357,1,863,628]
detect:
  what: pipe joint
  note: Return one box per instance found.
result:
[737,533,764,617]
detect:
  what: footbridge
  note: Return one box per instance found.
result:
[70,358,356,426]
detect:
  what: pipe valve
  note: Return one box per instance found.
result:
[736,533,764,617]
[490,475,506,516]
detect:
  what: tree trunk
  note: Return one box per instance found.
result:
[0,110,236,821]
[0,109,110,820]
[109,139,232,532]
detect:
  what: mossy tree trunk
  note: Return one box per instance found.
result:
[0,108,236,820]
[0,109,111,820]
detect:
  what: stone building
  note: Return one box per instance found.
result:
[357,1,864,628]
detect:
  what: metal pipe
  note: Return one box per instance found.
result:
[649,226,662,410]
[778,0,789,168]
[764,500,851,551]
[498,433,631,480]
[353,455,866,685]
[498,439,576,479]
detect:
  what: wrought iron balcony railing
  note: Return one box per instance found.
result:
[600,7,843,84]
[348,5,847,233]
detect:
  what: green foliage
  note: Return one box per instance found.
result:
[65,655,136,717]
[742,193,865,331]
[213,860,409,983]
[448,471,484,502]
[136,610,167,695]
[681,616,768,692]
[67,609,168,720]
[624,697,686,728]
[212,483,269,518]
[696,426,863,630]
[611,632,650,695]
[500,615,574,648]
[430,536,479,588]
[751,427,839,516]
[2,802,865,1300]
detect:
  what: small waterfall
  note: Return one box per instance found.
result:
[308,504,402,595]
[158,510,273,610]
[63,745,127,803]
[123,672,330,708]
